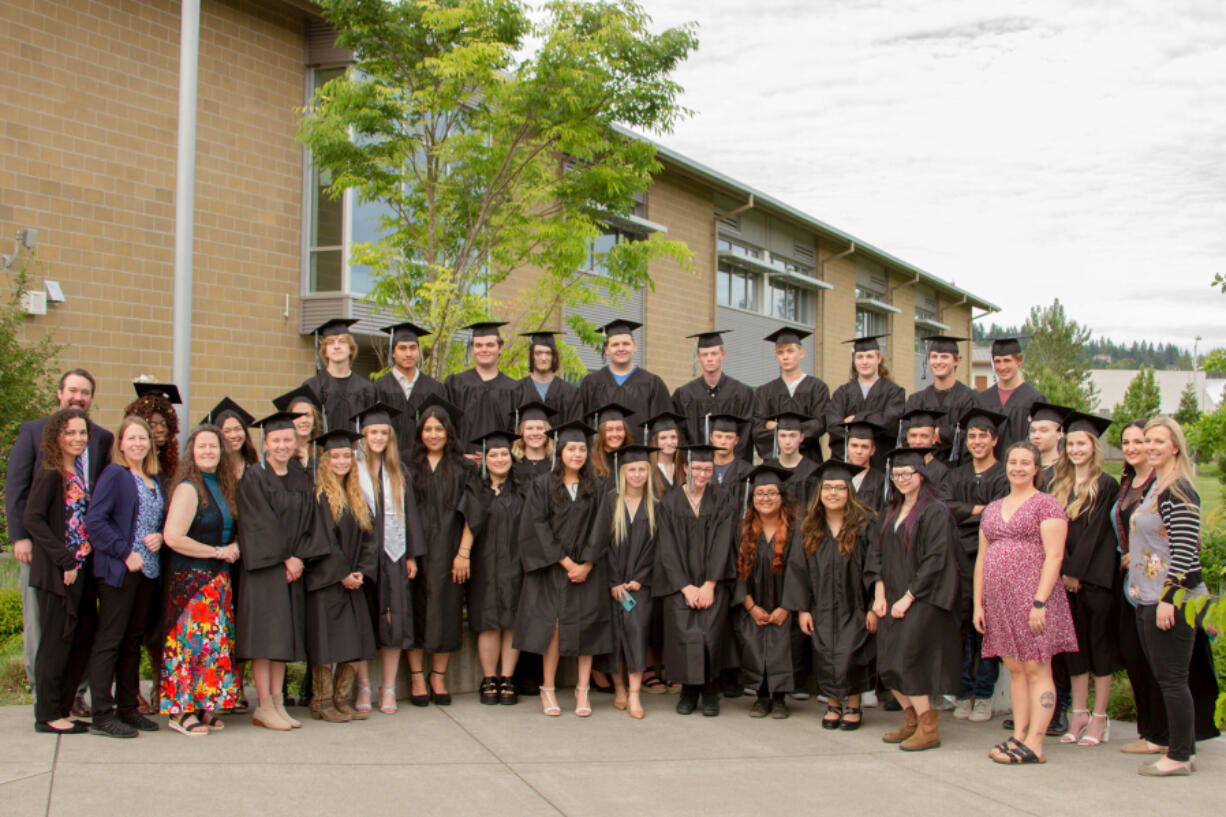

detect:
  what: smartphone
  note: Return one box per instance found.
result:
[620,594,637,612]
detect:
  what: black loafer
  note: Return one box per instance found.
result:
[90,717,138,739]
[701,693,720,717]
[119,712,160,732]
[35,720,90,735]
[676,693,698,715]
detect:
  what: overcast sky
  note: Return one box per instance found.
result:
[621,0,1226,353]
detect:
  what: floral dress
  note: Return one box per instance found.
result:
[980,492,1078,662]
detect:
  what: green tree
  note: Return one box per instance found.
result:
[299,0,697,379]
[1022,299,1099,413]
[1107,366,1160,448]
[1174,381,1202,428]
[0,253,63,545]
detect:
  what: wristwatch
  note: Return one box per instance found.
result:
[1032,599,1046,609]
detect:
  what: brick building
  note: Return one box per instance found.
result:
[3,0,996,433]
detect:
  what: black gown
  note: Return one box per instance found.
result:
[751,375,830,461]
[905,382,978,463]
[766,456,819,511]
[712,458,754,501]
[671,374,756,460]
[782,519,877,699]
[592,492,657,674]
[368,470,428,650]
[976,381,1046,461]
[513,476,611,656]
[444,369,520,455]
[518,376,582,425]
[826,378,905,469]
[731,528,807,694]
[468,478,526,632]
[372,370,445,461]
[865,502,962,696]
[945,461,1009,611]
[852,468,885,514]
[578,367,671,440]
[236,464,329,661]
[512,456,552,484]
[305,498,378,665]
[303,370,376,433]
[410,456,484,653]
[652,488,735,685]
[1058,473,1122,678]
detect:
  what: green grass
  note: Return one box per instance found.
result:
[1102,460,1222,509]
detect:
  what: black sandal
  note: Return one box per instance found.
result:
[499,675,519,705]
[479,676,500,706]
[839,706,863,731]
[642,667,667,694]
[408,670,430,708]
[991,739,1046,765]
[822,703,844,730]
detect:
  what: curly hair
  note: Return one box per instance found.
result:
[736,493,797,581]
[40,408,89,474]
[172,425,238,519]
[124,394,179,477]
[316,451,372,532]
[802,480,873,557]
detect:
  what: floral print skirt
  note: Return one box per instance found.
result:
[160,568,239,714]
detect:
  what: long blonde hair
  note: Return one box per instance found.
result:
[1050,430,1105,520]
[361,425,405,500]
[612,463,657,545]
[1144,416,1198,506]
[316,452,372,531]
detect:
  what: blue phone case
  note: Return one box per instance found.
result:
[620,594,637,612]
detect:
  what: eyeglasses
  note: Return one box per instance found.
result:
[890,469,917,480]
[820,483,848,492]
[753,490,781,500]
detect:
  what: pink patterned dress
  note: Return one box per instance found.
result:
[980,492,1078,662]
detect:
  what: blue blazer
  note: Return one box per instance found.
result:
[86,463,164,588]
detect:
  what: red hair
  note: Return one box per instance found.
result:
[736,497,796,581]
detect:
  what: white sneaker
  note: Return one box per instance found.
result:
[788,689,811,701]
[861,690,879,708]
[953,698,973,719]
[969,698,993,722]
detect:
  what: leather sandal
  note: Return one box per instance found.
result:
[499,675,519,705]
[840,706,863,731]
[408,671,429,707]
[480,676,500,706]
[822,703,844,730]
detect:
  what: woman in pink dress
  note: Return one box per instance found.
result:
[974,441,1077,764]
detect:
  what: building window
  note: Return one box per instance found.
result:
[584,226,640,275]
[307,67,346,293]
[716,263,760,311]
[769,279,808,323]
[856,308,888,340]
[717,237,762,259]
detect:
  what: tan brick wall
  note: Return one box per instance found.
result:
[817,240,857,384]
[2,0,313,431]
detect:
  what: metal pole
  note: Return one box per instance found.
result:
[172,0,200,414]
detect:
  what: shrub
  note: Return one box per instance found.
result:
[0,589,22,640]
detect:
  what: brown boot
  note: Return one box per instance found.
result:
[882,706,918,743]
[311,665,349,723]
[901,709,941,751]
[333,663,369,721]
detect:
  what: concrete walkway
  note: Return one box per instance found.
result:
[2,693,1219,817]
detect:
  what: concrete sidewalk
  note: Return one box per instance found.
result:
[2,693,1218,817]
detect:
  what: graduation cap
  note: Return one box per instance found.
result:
[465,320,507,339]
[1062,411,1111,439]
[884,446,934,472]
[312,428,361,451]
[642,410,686,444]
[133,382,181,404]
[519,330,560,348]
[843,334,887,353]
[514,399,558,428]
[616,444,658,466]
[273,384,323,413]
[923,335,967,356]
[989,336,1028,357]
[811,458,866,484]
[416,393,462,429]
[707,413,745,435]
[1029,401,1071,425]
[353,401,401,432]
[740,463,793,511]
[589,402,634,428]
[961,407,1006,435]
[899,407,945,430]
[840,417,884,440]
[381,320,431,347]
[472,429,519,478]
[764,326,811,346]
[600,319,642,340]
[771,411,810,432]
[314,317,358,339]
[202,397,254,428]
[253,411,304,435]
[686,330,731,374]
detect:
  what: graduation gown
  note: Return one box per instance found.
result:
[767,456,819,511]
[826,378,906,469]
[1061,473,1122,590]
[592,492,657,674]
[369,471,428,650]
[513,476,611,656]
[305,498,378,665]
[865,502,962,696]
[467,478,526,632]
[712,458,754,500]
[303,370,376,433]
[518,376,582,425]
[906,382,978,463]
[444,369,520,454]
[782,519,877,699]
[372,370,445,461]
[751,375,830,461]
[652,488,735,685]
[946,461,1009,559]
[672,374,756,461]
[976,381,1046,461]
[512,456,552,484]
[236,464,328,661]
[852,468,885,514]
[732,528,806,694]
[411,456,484,653]
[578,367,671,440]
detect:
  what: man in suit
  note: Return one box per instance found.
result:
[5,369,114,694]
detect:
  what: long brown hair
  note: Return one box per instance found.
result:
[172,425,238,519]
[1050,431,1105,520]
[802,480,873,557]
[591,421,634,480]
[40,408,88,474]
[737,494,797,580]
[316,452,372,531]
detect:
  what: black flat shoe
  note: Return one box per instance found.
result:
[499,676,519,706]
[118,712,160,732]
[408,670,430,707]
[479,676,500,706]
[676,693,698,715]
[35,720,90,734]
[90,717,138,739]
[839,706,863,731]
[429,670,451,706]
[701,693,720,717]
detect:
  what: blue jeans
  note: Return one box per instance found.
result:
[959,628,999,700]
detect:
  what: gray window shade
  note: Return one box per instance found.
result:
[306,21,353,66]
[563,281,646,372]
[716,306,814,388]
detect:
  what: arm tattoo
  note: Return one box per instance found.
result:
[1040,691,1055,709]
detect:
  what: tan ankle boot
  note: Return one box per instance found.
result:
[882,706,918,743]
[311,665,350,723]
[252,698,292,731]
[333,663,368,721]
[273,693,302,728]
[901,709,941,751]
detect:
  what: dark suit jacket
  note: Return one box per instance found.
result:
[5,416,112,545]
[23,467,81,596]
[85,463,163,589]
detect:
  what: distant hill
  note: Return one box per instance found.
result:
[972,323,1193,370]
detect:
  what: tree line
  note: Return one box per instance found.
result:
[972,324,1193,371]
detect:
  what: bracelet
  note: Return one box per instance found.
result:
[458,552,470,559]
